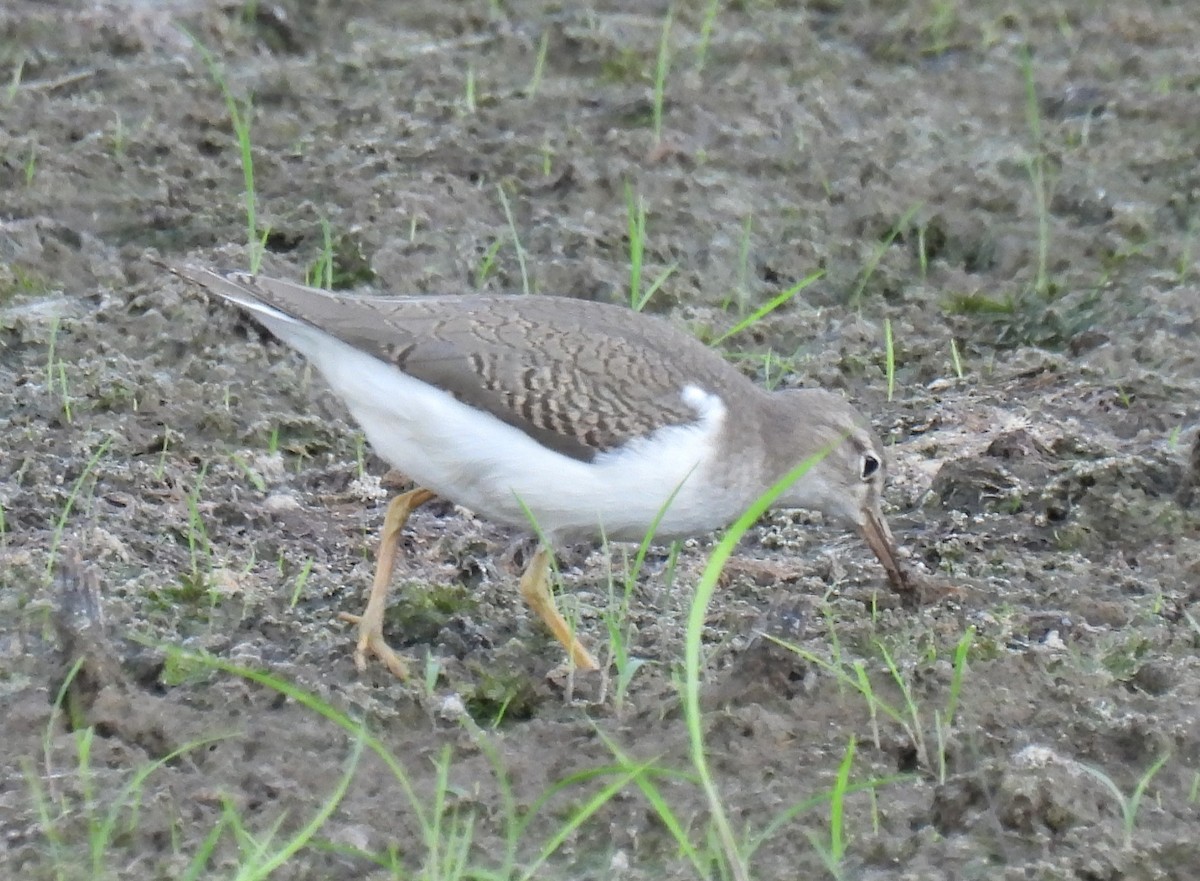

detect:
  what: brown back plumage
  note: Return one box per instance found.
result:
[176,269,761,462]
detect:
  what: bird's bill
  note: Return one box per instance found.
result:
[858,506,911,594]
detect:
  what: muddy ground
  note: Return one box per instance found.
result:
[2,1,1199,878]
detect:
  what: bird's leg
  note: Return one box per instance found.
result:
[338,487,437,678]
[518,546,600,671]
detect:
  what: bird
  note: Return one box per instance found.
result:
[167,266,914,677]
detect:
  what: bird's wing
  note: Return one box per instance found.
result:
[173,268,746,462]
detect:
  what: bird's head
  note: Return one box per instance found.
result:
[767,388,910,594]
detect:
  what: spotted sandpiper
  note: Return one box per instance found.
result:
[169,267,913,677]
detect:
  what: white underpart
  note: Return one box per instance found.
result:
[234,298,746,543]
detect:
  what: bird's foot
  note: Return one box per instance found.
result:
[338,611,410,679]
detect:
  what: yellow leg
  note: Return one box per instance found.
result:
[338,487,436,678]
[518,546,599,671]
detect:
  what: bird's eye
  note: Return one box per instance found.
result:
[861,454,880,480]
